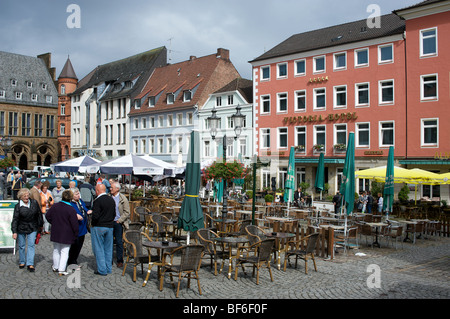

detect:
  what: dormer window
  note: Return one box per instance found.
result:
[31,94,38,102]
[114,83,122,91]
[46,95,52,103]
[11,79,17,87]
[27,81,33,89]
[135,100,141,109]
[125,81,132,89]
[16,92,22,100]
[42,83,48,90]
[0,90,5,98]
[183,90,192,102]
[167,93,175,104]
[148,96,155,107]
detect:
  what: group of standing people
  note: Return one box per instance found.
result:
[10,178,130,276]
[357,191,384,214]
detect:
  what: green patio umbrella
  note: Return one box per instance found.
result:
[340,132,355,218]
[213,146,224,203]
[314,152,325,200]
[178,131,204,244]
[383,146,394,220]
[284,146,296,205]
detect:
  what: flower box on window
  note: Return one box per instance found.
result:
[334,143,347,151]
[313,144,324,151]
[295,145,306,152]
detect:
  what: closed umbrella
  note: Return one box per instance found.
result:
[283,146,296,205]
[178,131,204,244]
[340,132,355,234]
[314,152,325,200]
[383,146,395,220]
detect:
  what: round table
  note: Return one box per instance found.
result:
[213,237,249,279]
[265,232,295,270]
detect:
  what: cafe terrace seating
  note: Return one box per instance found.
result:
[159,245,204,298]
[122,230,157,282]
[283,232,319,274]
[234,238,275,285]
[196,229,226,276]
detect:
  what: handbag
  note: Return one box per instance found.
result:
[35,232,41,244]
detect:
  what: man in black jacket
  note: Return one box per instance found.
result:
[90,184,115,276]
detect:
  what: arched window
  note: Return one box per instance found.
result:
[60,84,66,95]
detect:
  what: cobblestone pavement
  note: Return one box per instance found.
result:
[0,232,449,301]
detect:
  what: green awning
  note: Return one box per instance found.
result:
[399,160,450,165]
[295,158,345,164]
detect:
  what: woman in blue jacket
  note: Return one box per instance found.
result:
[68,188,91,269]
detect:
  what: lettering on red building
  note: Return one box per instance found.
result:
[283,112,357,125]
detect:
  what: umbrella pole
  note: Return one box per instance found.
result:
[187,231,190,245]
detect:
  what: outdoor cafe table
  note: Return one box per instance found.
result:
[213,237,249,279]
[141,240,181,287]
[235,210,253,220]
[213,218,237,233]
[265,232,295,270]
[365,222,389,248]
[209,204,223,217]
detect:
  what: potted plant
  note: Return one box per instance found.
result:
[264,194,273,205]
[295,145,305,152]
[398,184,410,204]
[246,190,253,202]
[313,144,324,152]
[202,160,250,183]
[333,143,347,151]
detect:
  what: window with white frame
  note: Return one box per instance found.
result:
[295,90,306,111]
[177,137,183,153]
[261,95,271,114]
[295,59,306,76]
[239,138,247,156]
[183,90,192,102]
[261,169,271,189]
[278,127,288,148]
[149,139,155,154]
[148,96,155,107]
[378,44,393,64]
[177,113,183,126]
[22,113,31,136]
[420,27,437,57]
[314,88,326,109]
[277,93,288,112]
[261,66,270,81]
[356,122,370,147]
[355,83,369,106]
[421,119,438,146]
[142,118,147,129]
[142,139,147,154]
[167,114,173,127]
[216,96,222,107]
[261,128,270,149]
[379,80,394,104]
[149,117,155,128]
[187,112,193,125]
[158,138,163,153]
[15,92,22,100]
[355,48,369,67]
[167,93,174,104]
[133,140,138,153]
[0,90,5,98]
[158,115,164,127]
[334,124,347,146]
[277,62,288,78]
[421,74,438,100]
[31,94,38,102]
[379,121,394,147]
[313,56,325,73]
[167,137,173,154]
[60,124,65,136]
[227,95,234,106]
[334,86,347,108]
[314,125,326,149]
[61,103,65,115]
[296,167,306,186]
[46,95,52,103]
[204,140,210,157]
[134,118,139,129]
[333,52,346,70]
[295,126,306,150]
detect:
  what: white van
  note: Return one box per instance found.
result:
[32,166,52,176]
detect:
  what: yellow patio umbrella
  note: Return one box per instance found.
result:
[438,172,450,185]
[355,166,412,183]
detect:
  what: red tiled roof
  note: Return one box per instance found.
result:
[130,49,239,115]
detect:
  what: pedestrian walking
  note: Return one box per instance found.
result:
[91,184,115,276]
[40,183,54,234]
[45,190,79,276]
[11,188,43,272]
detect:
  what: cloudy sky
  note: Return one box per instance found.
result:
[1,0,418,81]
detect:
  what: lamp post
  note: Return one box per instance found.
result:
[207,104,245,230]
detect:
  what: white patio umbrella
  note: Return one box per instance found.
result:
[51,155,100,173]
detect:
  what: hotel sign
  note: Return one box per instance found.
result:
[283,112,358,125]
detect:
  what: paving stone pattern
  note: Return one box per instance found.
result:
[0,233,449,299]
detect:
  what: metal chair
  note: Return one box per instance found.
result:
[234,238,275,284]
[283,233,319,274]
[159,245,204,298]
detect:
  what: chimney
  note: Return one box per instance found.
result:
[190,55,197,61]
[216,48,229,60]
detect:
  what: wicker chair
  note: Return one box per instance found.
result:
[283,232,319,274]
[150,213,171,239]
[245,225,267,245]
[227,219,252,237]
[383,225,404,249]
[159,245,204,298]
[122,230,157,282]
[334,226,358,254]
[234,238,275,284]
[134,206,150,225]
[195,229,226,275]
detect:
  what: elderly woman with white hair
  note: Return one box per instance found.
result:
[11,188,43,272]
[68,187,91,268]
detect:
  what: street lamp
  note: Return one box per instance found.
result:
[207,104,244,230]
